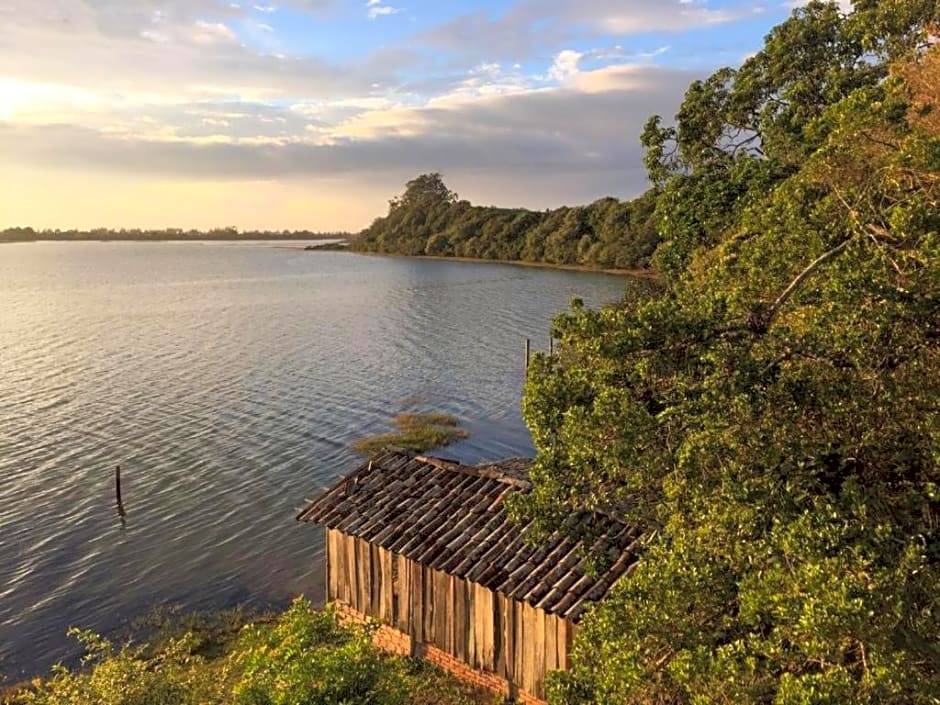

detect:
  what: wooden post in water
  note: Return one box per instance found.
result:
[549,337,554,355]
[524,338,531,371]
[115,465,126,518]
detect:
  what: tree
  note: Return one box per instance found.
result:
[517,4,940,704]
[388,173,458,212]
[354,175,660,269]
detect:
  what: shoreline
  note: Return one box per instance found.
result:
[325,249,659,278]
[3,238,659,278]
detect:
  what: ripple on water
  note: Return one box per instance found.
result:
[0,243,630,680]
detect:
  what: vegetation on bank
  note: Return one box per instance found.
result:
[0,228,349,243]
[351,174,659,270]
[353,412,468,455]
[515,2,940,704]
[1,599,490,705]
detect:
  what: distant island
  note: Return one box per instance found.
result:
[349,173,659,272]
[0,227,350,243]
[3,177,657,272]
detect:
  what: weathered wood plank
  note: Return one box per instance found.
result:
[426,566,437,645]
[496,593,511,680]
[358,538,371,614]
[369,544,379,617]
[422,565,433,643]
[560,619,577,670]
[443,573,451,654]
[334,530,345,604]
[325,529,332,603]
[338,533,347,605]
[421,564,431,644]
[521,603,536,696]
[342,532,350,605]
[468,583,477,667]
[405,558,419,649]
[379,548,393,624]
[455,576,468,662]
[374,545,384,619]
[352,538,363,613]
[481,585,495,671]
[349,536,359,611]
[434,570,450,652]
[326,530,337,602]
[532,605,547,699]
[515,601,526,696]
[544,611,558,675]
[396,553,410,632]
[345,533,357,608]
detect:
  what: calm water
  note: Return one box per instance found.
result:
[0,242,627,681]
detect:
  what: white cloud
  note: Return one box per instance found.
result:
[190,20,239,44]
[366,0,400,19]
[548,50,583,82]
[784,0,852,11]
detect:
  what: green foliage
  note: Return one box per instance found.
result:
[353,175,659,270]
[352,412,469,455]
[389,173,459,213]
[519,3,940,704]
[10,599,486,705]
[17,628,223,705]
[232,600,405,705]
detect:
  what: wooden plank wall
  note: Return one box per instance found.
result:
[325,529,573,700]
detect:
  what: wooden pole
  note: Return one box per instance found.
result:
[115,465,126,518]
[524,338,531,370]
[549,337,554,355]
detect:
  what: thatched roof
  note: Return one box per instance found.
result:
[297,448,641,621]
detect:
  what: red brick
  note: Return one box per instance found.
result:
[330,601,546,704]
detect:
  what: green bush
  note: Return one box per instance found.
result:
[12,598,487,705]
[232,600,407,705]
[19,629,222,705]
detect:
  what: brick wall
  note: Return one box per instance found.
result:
[333,601,546,705]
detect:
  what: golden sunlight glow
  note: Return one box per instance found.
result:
[0,167,384,231]
[0,79,104,123]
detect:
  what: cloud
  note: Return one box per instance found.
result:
[0,0,752,228]
[548,50,584,82]
[414,0,755,62]
[0,64,695,209]
[0,1,391,102]
[366,0,400,19]
[783,0,852,12]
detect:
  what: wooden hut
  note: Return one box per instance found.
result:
[297,448,641,704]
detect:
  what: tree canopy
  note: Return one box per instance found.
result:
[516,2,940,703]
[353,176,660,270]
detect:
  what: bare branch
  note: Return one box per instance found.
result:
[764,237,854,328]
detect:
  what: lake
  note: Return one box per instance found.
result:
[0,241,628,681]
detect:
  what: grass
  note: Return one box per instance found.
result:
[1,599,496,705]
[353,412,469,455]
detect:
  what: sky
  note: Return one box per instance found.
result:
[0,0,828,231]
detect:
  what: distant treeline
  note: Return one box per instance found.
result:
[0,227,350,243]
[351,173,659,270]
